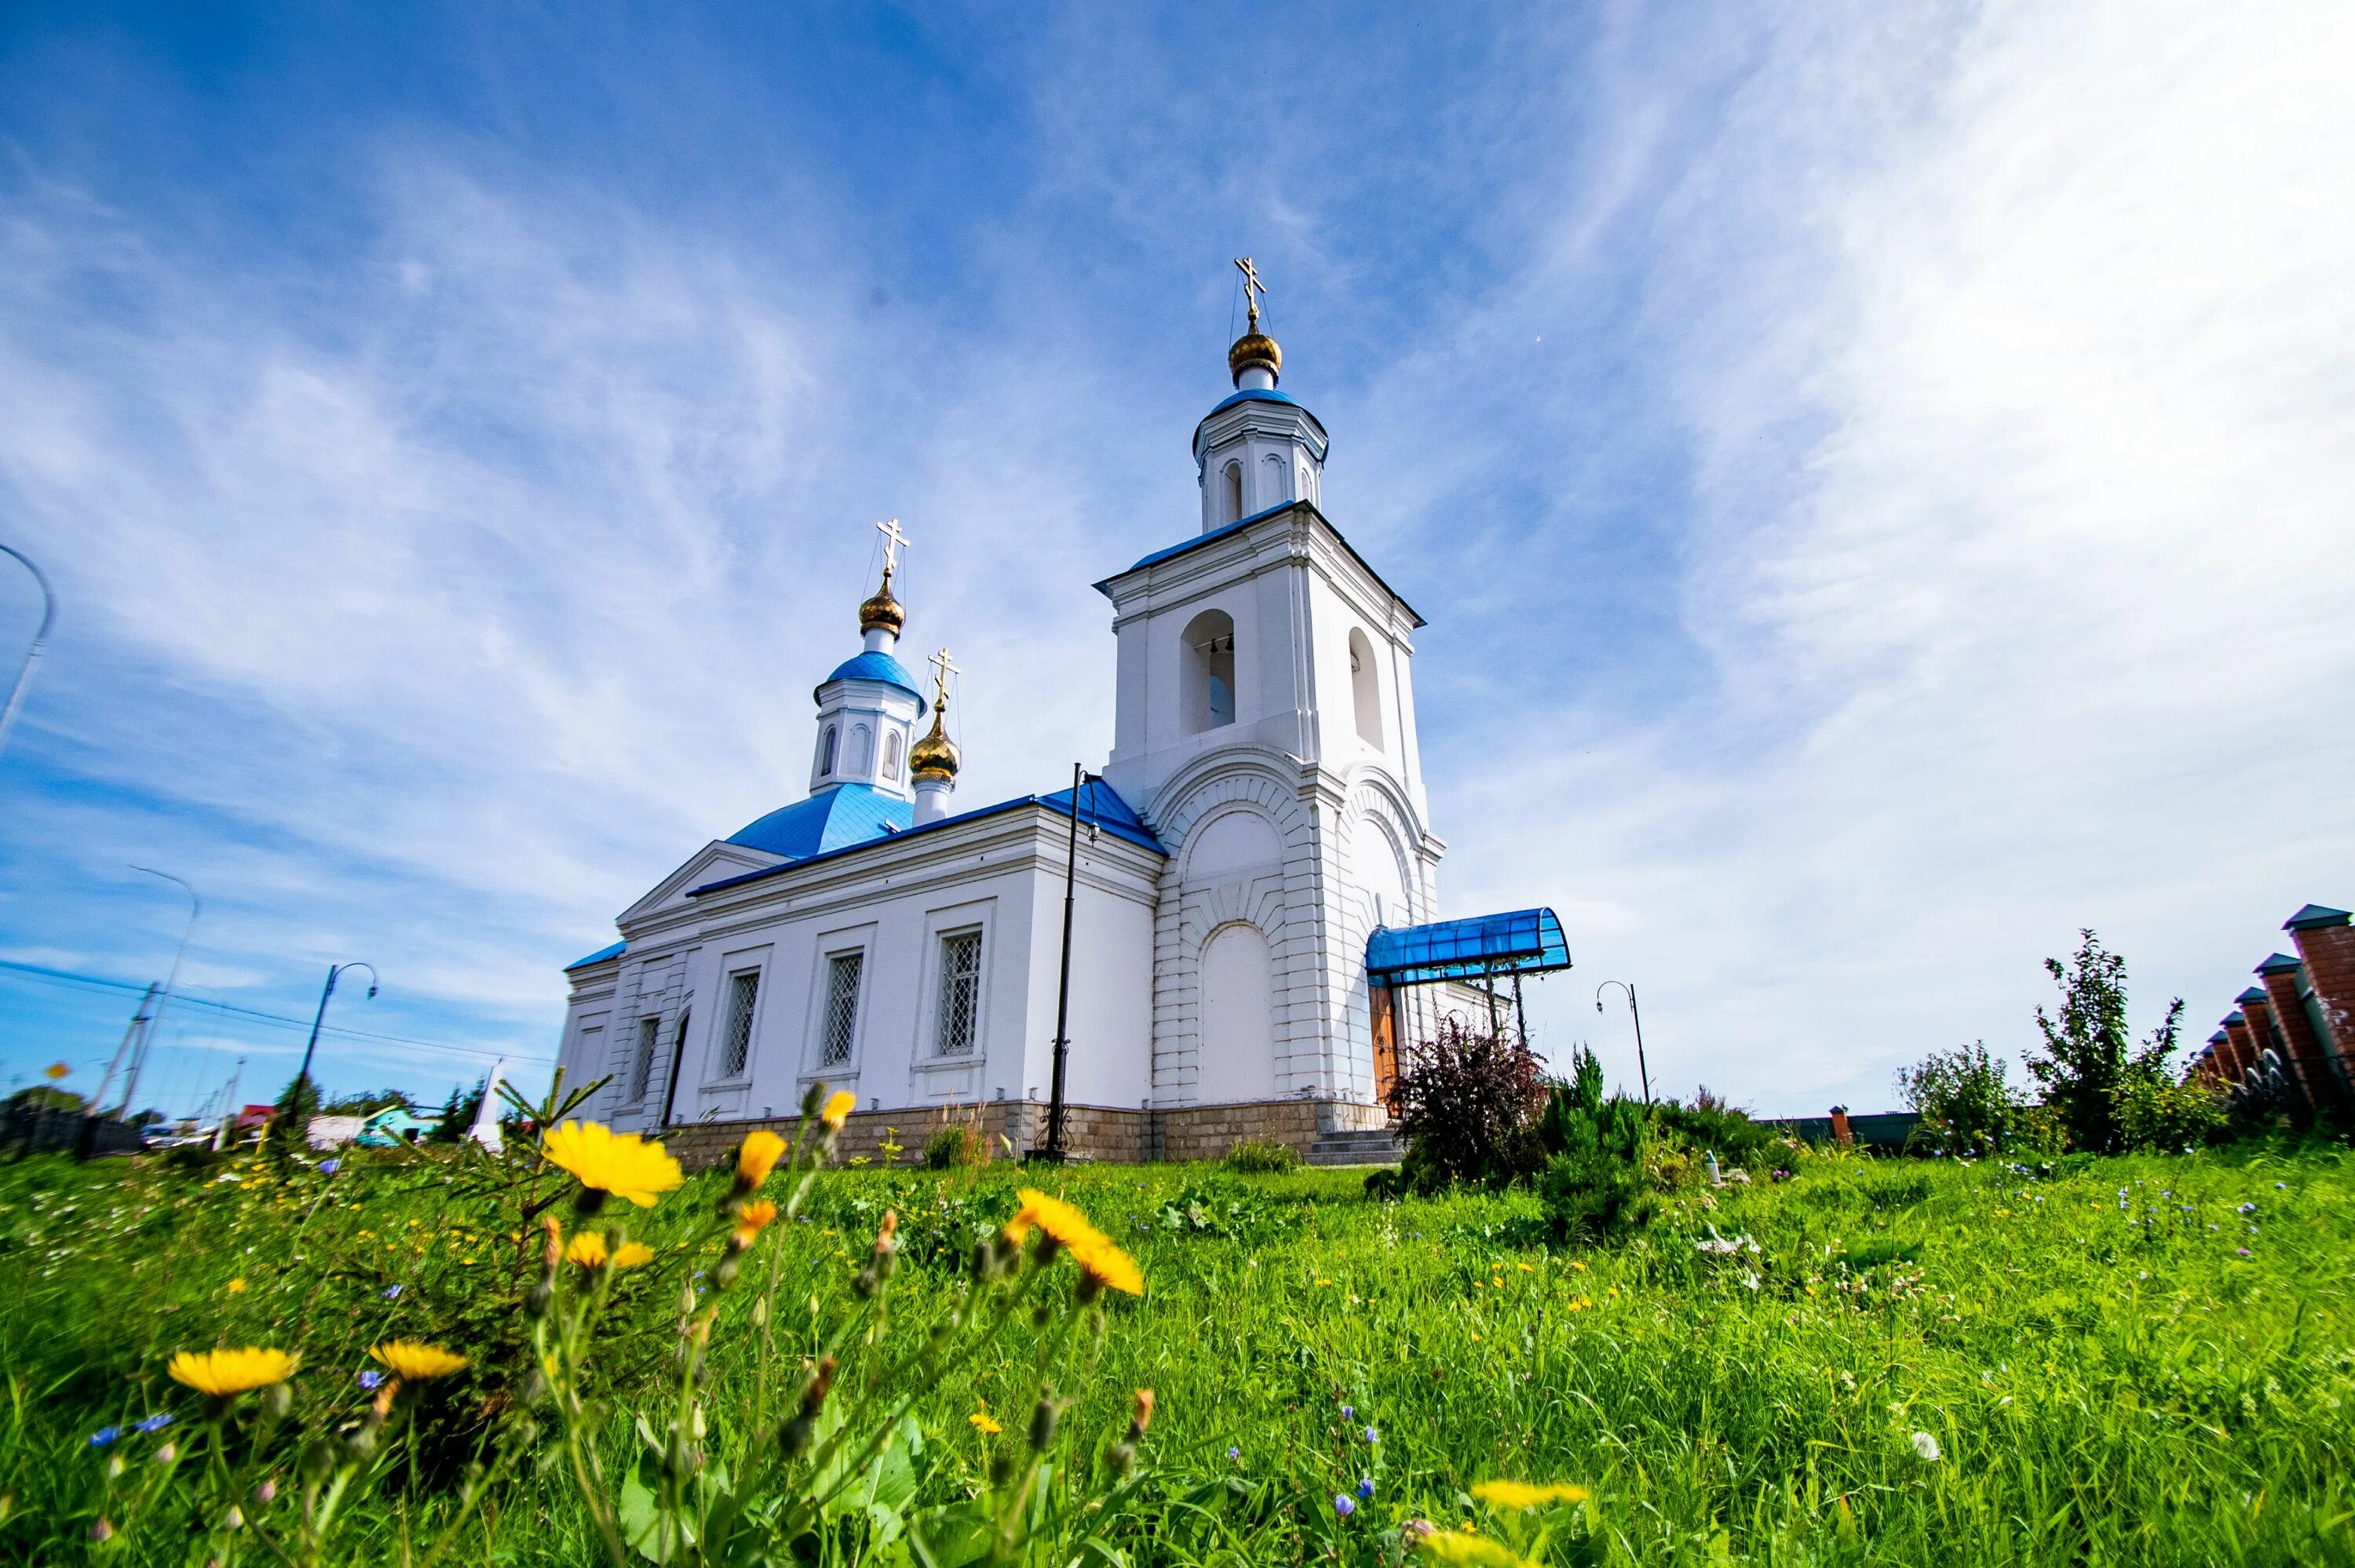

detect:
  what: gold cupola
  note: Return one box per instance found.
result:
[908,703,960,781]
[857,562,906,638]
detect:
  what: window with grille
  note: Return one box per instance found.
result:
[820,951,863,1066]
[630,1016,659,1101]
[934,932,982,1056]
[720,971,759,1078]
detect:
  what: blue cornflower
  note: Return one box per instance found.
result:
[358,1370,385,1391]
[1334,1494,1356,1518]
[134,1413,174,1435]
[1227,1446,1240,1460]
[382,1284,403,1300]
[1340,1404,1354,1420]
[319,1158,341,1175]
[1364,1426,1378,1444]
[89,1427,122,1448]
[1359,1477,1375,1501]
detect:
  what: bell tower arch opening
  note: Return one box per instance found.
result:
[1181,608,1237,734]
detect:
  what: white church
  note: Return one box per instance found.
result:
[553,271,1568,1165]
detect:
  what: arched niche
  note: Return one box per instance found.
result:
[1196,921,1278,1103]
[1181,608,1237,734]
[1183,804,1283,879]
[1348,628,1382,750]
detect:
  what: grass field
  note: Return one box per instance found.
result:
[3,1135,2353,1565]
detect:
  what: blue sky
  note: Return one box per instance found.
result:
[2,2,2350,1118]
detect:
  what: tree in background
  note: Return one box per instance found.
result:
[268,1073,322,1153]
[2023,930,2187,1152]
[321,1087,413,1117]
[1896,1041,2025,1154]
[428,1077,486,1143]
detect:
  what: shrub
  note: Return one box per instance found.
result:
[1389,1016,1549,1189]
[2116,1070,2229,1150]
[1221,1139,1300,1174]
[2024,931,2185,1152]
[923,1122,988,1169]
[1535,1048,1658,1244]
[1652,1086,1780,1169]
[1896,1041,2025,1155]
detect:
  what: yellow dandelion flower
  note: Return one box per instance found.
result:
[612,1241,655,1271]
[225,1278,246,1293]
[1414,1529,1541,1566]
[1569,1260,1586,1272]
[820,1091,856,1130]
[969,1401,1002,1435]
[540,1121,683,1208]
[732,1198,780,1249]
[1002,1188,1110,1254]
[565,1231,609,1268]
[1517,1263,1534,1273]
[1077,1241,1145,1297]
[168,1347,298,1397]
[736,1130,787,1188]
[1470,1479,1590,1510]
[368,1341,469,1381]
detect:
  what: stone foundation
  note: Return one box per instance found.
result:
[657,1096,1392,1172]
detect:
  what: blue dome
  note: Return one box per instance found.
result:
[727,783,913,859]
[815,650,926,713]
[1207,387,1301,415]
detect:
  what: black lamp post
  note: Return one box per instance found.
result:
[1596,979,1652,1104]
[1037,764,1103,1161]
[295,961,379,1096]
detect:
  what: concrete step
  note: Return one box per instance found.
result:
[1305,1129,1407,1166]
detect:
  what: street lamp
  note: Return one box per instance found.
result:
[295,961,379,1096]
[115,866,199,1116]
[1596,980,1652,1105]
[0,542,55,767]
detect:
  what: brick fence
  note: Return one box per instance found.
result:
[2192,901,2354,1112]
[657,1096,1392,1172]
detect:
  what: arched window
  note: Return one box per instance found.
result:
[1261,452,1288,506]
[1349,628,1383,749]
[1221,461,1243,524]
[849,724,874,775]
[819,724,839,775]
[882,730,903,781]
[1181,608,1237,734]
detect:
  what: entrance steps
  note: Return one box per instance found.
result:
[1305,1128,1406,1166]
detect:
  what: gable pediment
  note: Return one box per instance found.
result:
[619,841,787,927]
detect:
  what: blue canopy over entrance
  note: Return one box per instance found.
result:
[1364,907,1572,986]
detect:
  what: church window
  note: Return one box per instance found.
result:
[849,724,874,775]
[1181,608,1237,734]
[820,950,864,1067]
[882,730,903,781]
[934,931,983,1056]
[819,724,838,776]
[1221,460,1243,524]
[1261,451,1288,505]
[1349,628,1383,749]
[630,1016,659,1102]
[719,971,759,1078]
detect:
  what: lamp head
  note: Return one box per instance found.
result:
[366,984,378,1000]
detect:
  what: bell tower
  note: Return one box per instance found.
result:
[1096,271,1440,1114]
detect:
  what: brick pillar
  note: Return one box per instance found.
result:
[1828,1105,1854,1147]
[2287,904,2355,1093]
[2258,954,2341,1109]
[2223,1012,2258,1078]
[2237,987,2312,1108]
[2207,1027,2244,1082]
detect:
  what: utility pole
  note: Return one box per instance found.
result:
[211,1058,244,1151]
[89,983,159,1115]
[119,867,199,1118]
[1037,764,1100,1161]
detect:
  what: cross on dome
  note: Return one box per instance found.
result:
[1233,257,1267,331]
[927,646,961,708]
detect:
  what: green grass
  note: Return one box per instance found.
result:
[3,1140,2353,1564]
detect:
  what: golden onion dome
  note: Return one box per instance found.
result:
[908,706,959,780]
[1228,330,1281,384]
[858,567,905,636]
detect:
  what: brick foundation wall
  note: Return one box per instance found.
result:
[655,1096,1391,1172]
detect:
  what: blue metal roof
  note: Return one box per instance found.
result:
[1206,387,1301,415]
[566,940,626,971]
[1365,908,1572,986]
[2256,953,2303,975]
[728,783,914,859]
[2224,1011,2246,1026]
[815,650,927,712]
[2286,903,2351,931]
[2236,986,2269,1005]
[690,778,1164,899]
[2209,1030,2229,1045]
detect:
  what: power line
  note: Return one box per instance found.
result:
[0,957,553,1065]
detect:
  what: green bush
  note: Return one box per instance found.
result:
[1220,1139,1299,1174]
[2116,1070,2229,1150]
[1897,1041,2025,1155]
[1652,1087,1780,1169]
[1536,1048,1659,1245]
[1391,1016,1550,1190]
[922,1122,987,1169]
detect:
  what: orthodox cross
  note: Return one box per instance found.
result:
[928,646,960,707]
[1233,257,1267,331]
[875,517,911,578]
